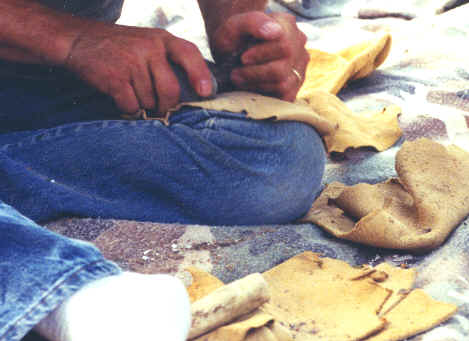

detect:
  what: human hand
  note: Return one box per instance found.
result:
[63,23,213,115]
[210,11,309,102]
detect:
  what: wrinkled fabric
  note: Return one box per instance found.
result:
[0,201,121,341]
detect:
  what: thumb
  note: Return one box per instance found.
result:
[214,12,283,56]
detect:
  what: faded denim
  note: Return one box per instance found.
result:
[0,201,121,341]
[0,69,326,340]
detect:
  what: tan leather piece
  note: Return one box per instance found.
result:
[296,49,351,96]
[366,289,458,341]
[186,252,457,341]
[187,267,224,303]
[302,138,469,252]
[176,91,336,137]
[297,31,392,97]
[339,31,392,81]
[349,262,417,315]
[299,91,402,153]
[261,252,389,341]
[177,89,401,154]
[372,263,416,315]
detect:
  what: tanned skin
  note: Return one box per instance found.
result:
[0,0,308,114]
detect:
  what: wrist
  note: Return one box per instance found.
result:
[0,0,96,66]
[30,12,95,66]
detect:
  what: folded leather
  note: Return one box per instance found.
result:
[302,138,469,252]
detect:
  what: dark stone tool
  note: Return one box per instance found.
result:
[170,59,236,104]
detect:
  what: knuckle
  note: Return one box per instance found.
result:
[113,50,132,64]
[274,68,286,81]
[149,37,166,54]
[279,40,293,58]
[276,80,291,95]
[149,56,164,71]
[130,62,145,76]
[137,38,154,51]
[152,38,165,50]
[177,40,199,54]
[277,61,291,80]
[265,65,285,82]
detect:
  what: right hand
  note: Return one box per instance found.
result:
[209,12,308,102]
[63,23,213,115]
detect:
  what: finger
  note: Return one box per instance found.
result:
[167,39,214,98]
[214,12,284,55]
[109,81,141,114]
[237,78,300,102]
[131,64,157,110]
[149,57,181,114]
[231,60,290,85]
[240,39,292,65]
[267,12,302,42]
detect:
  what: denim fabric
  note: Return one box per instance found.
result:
[0,74,326,225]
[0,68,326,340]
[0,201,121,341]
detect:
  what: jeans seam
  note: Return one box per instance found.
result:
[1,259,121,341]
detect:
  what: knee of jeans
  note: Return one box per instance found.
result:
[261,122,325,223]
[220,122,326,225]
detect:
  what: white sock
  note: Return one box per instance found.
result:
[35,272,191,341]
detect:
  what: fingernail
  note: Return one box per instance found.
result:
[198,79,212,97]
[260,22,282,37]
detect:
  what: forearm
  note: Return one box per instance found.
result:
[197,0,268,41]
[0,0,94,65]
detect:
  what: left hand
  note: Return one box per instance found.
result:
[210,11,309,102]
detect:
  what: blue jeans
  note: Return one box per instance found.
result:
[0,201,122,341]
[0,69,326,340]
